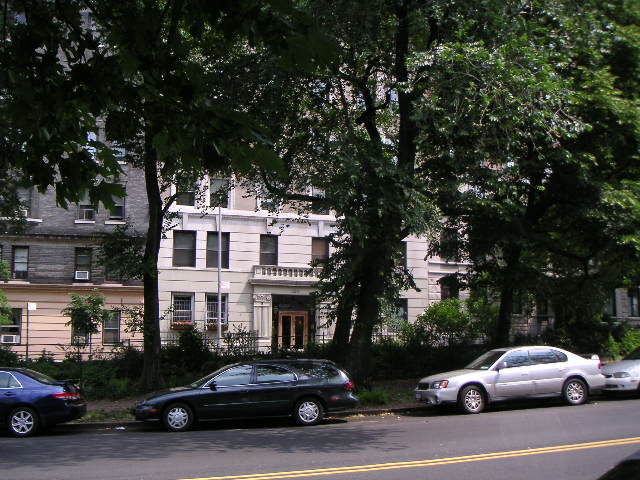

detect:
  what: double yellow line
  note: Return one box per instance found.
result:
[180,436,640,480]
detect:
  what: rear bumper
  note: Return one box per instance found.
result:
[325,393,359,411]
[42,403,87,426]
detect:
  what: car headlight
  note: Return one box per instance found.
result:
[613,372,631,378]
[431,380,449,389]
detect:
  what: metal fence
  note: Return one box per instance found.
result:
[5,330,405,362]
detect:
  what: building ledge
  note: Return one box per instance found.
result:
[250,265,321,287]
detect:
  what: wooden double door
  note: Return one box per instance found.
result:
[277,311,310,349]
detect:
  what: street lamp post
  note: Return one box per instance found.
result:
[217,205,223,350]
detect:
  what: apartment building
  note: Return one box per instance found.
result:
[0,163,148,359]
[157,178,467,350]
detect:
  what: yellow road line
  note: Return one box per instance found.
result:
[179,436,640,480]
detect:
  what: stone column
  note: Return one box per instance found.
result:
[252,293,272,348]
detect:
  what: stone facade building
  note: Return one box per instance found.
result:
[0,162,148,359]
[157,177,467,351]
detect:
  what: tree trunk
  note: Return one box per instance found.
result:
[140,128,163,391]
[330,294,355,366]
[495,245,522,347]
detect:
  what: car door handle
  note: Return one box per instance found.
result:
[3,392,16,397]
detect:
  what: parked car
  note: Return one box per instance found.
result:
[602,347,640,394]
[415,346,604,414]
[133,359,358,432]
[0,367,86,437]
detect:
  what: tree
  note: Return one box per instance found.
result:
[2,1,333,389]
[422,0,640,346]
[62,291,108,358]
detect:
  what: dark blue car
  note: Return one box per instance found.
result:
[0,368,86,437]
[134,359,358,432]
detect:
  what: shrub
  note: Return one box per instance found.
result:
[0,345,20,366]
[414,298,477,347]
[620,328,640,356]
[357,390,390,406]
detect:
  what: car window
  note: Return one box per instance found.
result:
[554,351,568,362]
[292,364,344,381]
[256,365,296,383]
[529,349,559,365]
[503,351,531,368]
[0,372,21,388]
[466,350,507,370]
[22,369,58,385]
[213,365,253,387]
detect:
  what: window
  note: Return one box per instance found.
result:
[503,351,530,368]
[513,295,523,315]
[206,232,230,268]
[173,231,196,267]
[206,294,228,324]
[310,186,329,214]
[0,308,22,342]
[604,290,617,318]
[536,298,549,316]
[629,288,639,317]
[0,372,21,389]
[175,190,196,206]
[396,298,408,322]
[108,186,125,220]
[16,187,32,217]
[74,248,92,280]
[103,311,121,344]
[260,235,278,265]
[439,275,460,300]
[77,192,97,220]
[529,349,559,365]
[256,365,296,383]
[213,365,253,387]
[311,237,329,264]
[12,246,28,279]
[401,241,408,268]
[209,178,230,208]
[172,294,194,325]
[71,324,90,345]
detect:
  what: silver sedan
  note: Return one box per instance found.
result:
[602,347,640,393]
[415,346,604,414]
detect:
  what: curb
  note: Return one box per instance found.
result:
[65,406,428,431]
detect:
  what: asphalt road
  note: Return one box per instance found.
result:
[1,395,639,480]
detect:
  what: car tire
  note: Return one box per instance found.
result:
[563,378,588,405]
[8,406,39,437]
[293,398,324,426]
[163,403,194,432]
[458,385,486,414]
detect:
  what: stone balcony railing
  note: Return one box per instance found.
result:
[250,265,322,286]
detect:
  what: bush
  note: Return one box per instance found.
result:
[413,298,478,347]
[620,328,640,356]
[357,390,390,406]
[0,345,20,366]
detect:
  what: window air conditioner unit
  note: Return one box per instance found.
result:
[1,335,19,344]
[75,270,90,280]
[19,208,29,217]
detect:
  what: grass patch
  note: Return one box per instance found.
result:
[357,390,391,406]
[75,408,133,423]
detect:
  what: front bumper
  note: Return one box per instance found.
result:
[415,388,458,406]
[603,377,639,392]
[133,404,161,421]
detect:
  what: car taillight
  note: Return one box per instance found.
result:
[53,392,80,401]
[345,381,355,391]
[598,361,603,369]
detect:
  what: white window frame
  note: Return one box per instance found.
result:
[172,293,194,325]
[206,294,228,325]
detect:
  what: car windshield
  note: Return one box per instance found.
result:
[23,369,59,385]
[624,348,640,360]
[465,350,507,370]
[188,366,233,388]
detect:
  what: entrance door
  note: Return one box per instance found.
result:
[278,311,309,349]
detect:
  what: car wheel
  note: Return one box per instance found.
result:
[163,403,194,432]
[8,407,39,437]
[459,385,486,414]
[293,398,324,426]
[563,378,588,405]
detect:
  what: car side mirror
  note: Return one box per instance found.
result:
[209,382,217,391]
[496,362,508,371]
